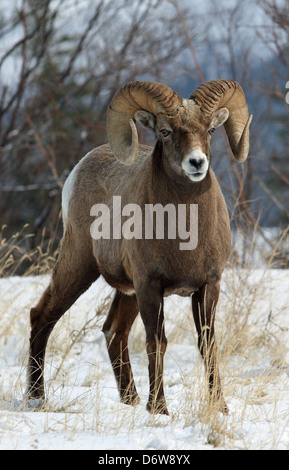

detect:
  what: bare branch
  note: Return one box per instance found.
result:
[169,0,205,83]
[0,183,58,192]
[26,113,63,190]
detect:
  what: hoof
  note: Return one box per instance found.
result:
[208,396,229,415]
[25,397,46,410]
[146,400,169,415]
[25,383,45,398]
[10,397,46,411]
[24,385,45,409]
[120,392,140,407]
[220,401,229,415]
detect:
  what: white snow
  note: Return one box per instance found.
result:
[0,269,289,450]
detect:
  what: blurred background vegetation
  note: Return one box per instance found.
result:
[0,0,288,274]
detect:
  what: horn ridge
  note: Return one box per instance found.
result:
[190,79,239,115]
[107,81,181,164]
[190,79,252,162]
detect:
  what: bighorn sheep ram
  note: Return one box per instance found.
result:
[26,79,252,415]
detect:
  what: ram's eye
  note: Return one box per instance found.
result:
[160,129,171,137]
[208,128,215,135]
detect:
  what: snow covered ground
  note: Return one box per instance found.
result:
[0,269,289,450]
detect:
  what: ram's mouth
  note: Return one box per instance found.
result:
[185,170,206,182]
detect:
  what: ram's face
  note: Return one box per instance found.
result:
[135,104,229,183]
[157,113,211,183]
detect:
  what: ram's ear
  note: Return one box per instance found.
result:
[210,108,229,129]
[134,110,156,132]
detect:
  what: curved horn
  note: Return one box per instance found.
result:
[107,81,182,165]
[190,79,252,162]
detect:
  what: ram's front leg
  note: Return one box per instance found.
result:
[136,282,168,415]
[192,281,228,414]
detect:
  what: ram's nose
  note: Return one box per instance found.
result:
[189,157,206,171]
[182,148,209,182]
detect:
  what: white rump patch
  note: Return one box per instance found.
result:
[62,152,91,230]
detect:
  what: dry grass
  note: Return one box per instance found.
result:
[0,224,60,278]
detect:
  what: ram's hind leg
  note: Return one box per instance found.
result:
[102,291,139,406]
[26,227,99,400]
